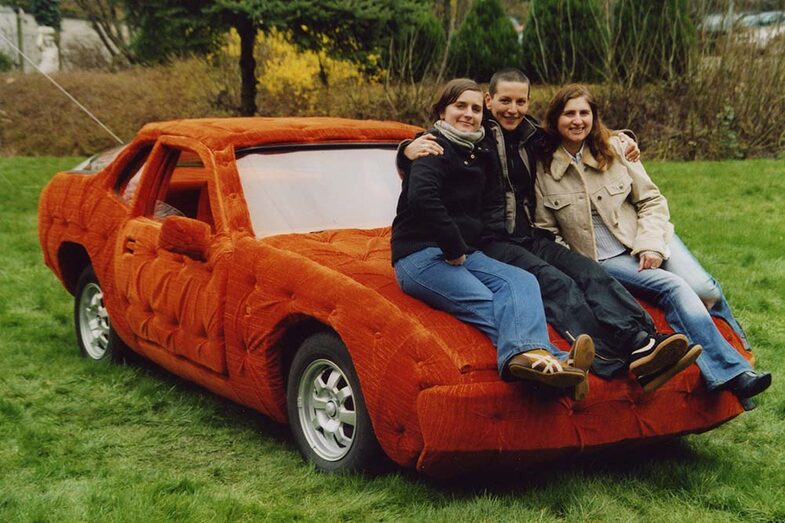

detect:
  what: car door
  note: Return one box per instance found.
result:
[113,137,231,374]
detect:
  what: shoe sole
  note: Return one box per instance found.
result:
[568,334,595,401]
[640,344,702,393]
[508,363,586,389]
[629,333,689,377]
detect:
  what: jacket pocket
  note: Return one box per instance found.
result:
[604,175,631,197]
[542,194,575,211]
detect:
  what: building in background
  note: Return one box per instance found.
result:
[0,6,113,72]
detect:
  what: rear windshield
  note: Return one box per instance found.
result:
[235,147,401,238]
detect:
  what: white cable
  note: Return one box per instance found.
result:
[0,31,124,145]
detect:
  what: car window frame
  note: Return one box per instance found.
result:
[128,136,228,235]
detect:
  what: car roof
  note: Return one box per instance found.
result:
[137,117,421,150]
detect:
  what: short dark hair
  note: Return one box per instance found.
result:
[489,68,530,96]
[431,78,482,121]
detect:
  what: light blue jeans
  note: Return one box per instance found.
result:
[665,234,750,349]
[600,245,751,390]
[394,247,562,377]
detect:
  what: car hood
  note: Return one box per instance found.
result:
[259,227,499,375]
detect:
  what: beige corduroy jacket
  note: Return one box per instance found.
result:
[534,136,674,260]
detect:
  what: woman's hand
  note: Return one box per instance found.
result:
[404,134,445,160]
[617,133,641,163]
[638,251,663,271]
[446,254,466,266]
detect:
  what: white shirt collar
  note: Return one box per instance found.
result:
[562,142,585,165]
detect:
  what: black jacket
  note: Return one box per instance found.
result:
[395,113,549,247]
[390,131,502,264]
[482,112,547,241]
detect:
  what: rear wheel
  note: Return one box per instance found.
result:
[286,332,384,473]
[74,266,125,362]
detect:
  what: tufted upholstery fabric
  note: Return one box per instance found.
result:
[39,117,750,477]
[253,228,750,475]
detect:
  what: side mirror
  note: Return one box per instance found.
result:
[159,216,211,261]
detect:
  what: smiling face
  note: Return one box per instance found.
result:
[557,96,593,153]
[485,80,530,132]
[440,89,484,132]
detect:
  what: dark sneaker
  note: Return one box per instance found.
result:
[629,332,689,378]
[638,344,702,393]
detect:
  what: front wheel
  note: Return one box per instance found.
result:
[74,266,126,362]
[286,332,385,473]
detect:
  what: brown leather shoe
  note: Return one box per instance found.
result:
[508,349,586,389]
[567,334,595,401]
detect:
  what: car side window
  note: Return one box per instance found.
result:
[114,145,153,204]
[152,148,216,232]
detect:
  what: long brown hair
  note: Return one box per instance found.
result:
[431,78,482,121]
[542,84,614,172]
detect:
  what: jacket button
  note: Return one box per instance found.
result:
[464,160,469,165]
[554,200,559,206]
[597,195,603,200]
[470,154,475,159]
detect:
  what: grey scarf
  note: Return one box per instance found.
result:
[434,120,485,151]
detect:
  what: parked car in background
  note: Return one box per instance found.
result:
[38,117,752,477]
[700,10,785,48]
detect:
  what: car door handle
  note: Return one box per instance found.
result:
[124,237,137,254]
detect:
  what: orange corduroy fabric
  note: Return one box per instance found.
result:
[39,117,749,477]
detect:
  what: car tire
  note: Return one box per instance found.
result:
[74,266,126,363]
[287,332,385,474]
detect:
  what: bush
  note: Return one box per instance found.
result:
[1,33,783,160]
[520,0,608,84]
[29,0,61,30]
[611,0,696,85]
[0,51,14,72]
[449,0,523,82]
[0,59,228,156]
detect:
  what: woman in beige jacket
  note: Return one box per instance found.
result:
[533,84,770,402]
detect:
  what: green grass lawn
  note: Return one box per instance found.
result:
[1,156,783,522]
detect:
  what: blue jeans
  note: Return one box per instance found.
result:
[600,251,751,390]
[665,234,750,349]
[394,247,562,377]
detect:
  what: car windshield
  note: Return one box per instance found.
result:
[236,147,402,238]
[69,145,126,173]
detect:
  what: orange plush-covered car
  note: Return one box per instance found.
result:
[39,117,750,477]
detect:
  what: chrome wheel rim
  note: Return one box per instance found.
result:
[78,282,110,360]
[296,358,357,462]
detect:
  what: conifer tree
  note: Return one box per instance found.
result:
[520,0,608,84]
[449,0,522,82]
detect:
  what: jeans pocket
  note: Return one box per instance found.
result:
[410,247,445,270]
[395,247,444,294]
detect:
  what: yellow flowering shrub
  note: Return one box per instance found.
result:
[219,28,369,114]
